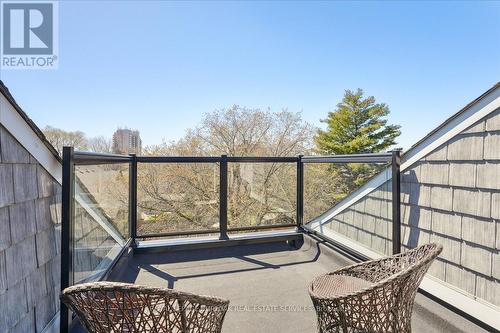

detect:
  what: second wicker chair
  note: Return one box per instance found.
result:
[60,282,229,333]
[309,243,443,333]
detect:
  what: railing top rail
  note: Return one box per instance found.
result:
[137,156,221,163]
[137,156,299,163]
[227,156,298,163]
[73,151,132,165]
[71,149,397,165]
[301,152,393,164]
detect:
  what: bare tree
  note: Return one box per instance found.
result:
[194,106,314,156]
[88,136,113,153]
[136,106,316,234]
[43,126,88,155]
[43,126,115,155]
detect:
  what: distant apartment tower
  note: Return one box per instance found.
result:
[112,128,142,154]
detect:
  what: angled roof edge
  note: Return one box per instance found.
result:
[0,80,60,160]
[0,80,62,183]
[308,81,500,229]
[409,81,500,152]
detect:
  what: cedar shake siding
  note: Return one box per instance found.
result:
[309,107,500,309]
[0,124,61,333]
[0,124,118,332]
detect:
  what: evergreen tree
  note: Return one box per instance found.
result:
[315,89,401,198]
[315,89,401,155]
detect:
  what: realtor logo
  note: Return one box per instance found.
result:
[1,1,58,69]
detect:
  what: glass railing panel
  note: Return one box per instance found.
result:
[304,162,392,255]
[73,163,129,283]
[303,163,338,223]
[227,162,296,230]
[136,162,220,237]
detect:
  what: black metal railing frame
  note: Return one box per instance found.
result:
[134,155,300,240]
[60,147,401,332]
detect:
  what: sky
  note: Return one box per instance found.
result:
[1,0,499,150]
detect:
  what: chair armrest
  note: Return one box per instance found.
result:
[330,256,405,283]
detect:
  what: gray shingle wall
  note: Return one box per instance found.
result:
[0,124,122,332]
[319,107,500,309]
[0,125,61,333]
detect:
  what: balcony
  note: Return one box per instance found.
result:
[60,148,495,333]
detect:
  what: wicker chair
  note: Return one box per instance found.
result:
[60,282,229,333]
[309,243,443,333]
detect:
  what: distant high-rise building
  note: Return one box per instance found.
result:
[112,128,142,155]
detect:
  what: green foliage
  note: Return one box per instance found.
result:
[314,89,401,201]
[315,89,401,155]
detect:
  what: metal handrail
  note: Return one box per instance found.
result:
[227,156,298,163]
[74,151,393,164]
[301,152,393,164]
[73,151,132,164]
[61,147,402,333]
[137,156,220,163]
[67,150,400,245]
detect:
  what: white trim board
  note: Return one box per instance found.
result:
[307,85,500,230]
[0,92,126,246]
[308,168,391,229]
[0,93,62,183]
[74,182,126,246]
[420,276,500,330]
[402,86,500,168]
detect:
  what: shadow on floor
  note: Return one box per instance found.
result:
[112,239,325,289]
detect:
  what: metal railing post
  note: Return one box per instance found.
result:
[391,149,402,254]
[129,154,138,245]
[219,155,228,240]
[60,146,75,333]
[296,155,304,229]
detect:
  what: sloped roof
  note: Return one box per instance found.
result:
[0,80,60,161]
[308,81,500,228]
[408,81,500,152]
